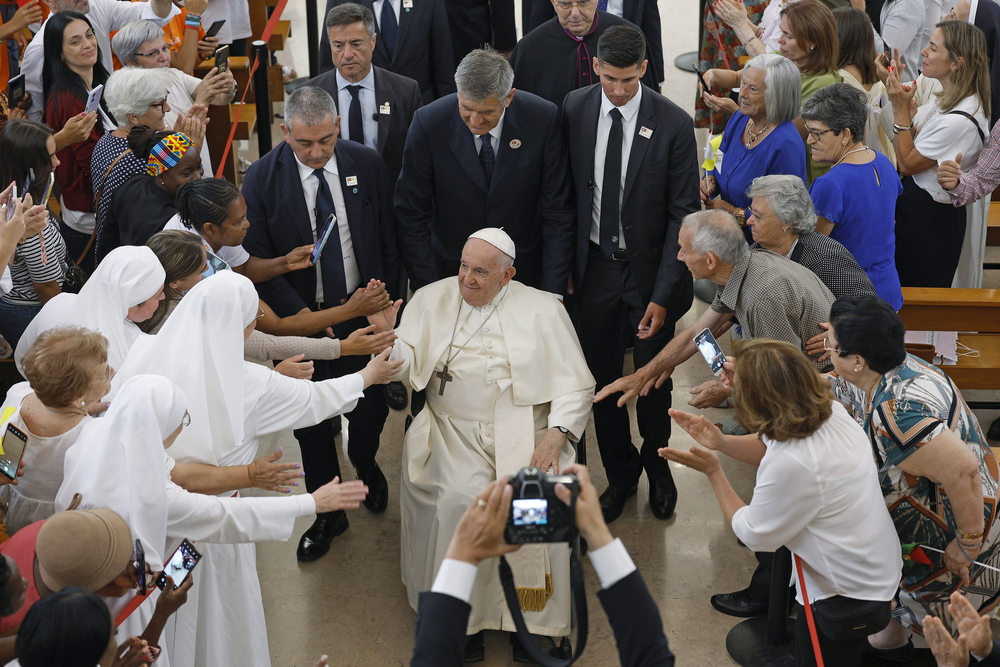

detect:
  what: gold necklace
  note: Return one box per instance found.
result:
[833,146,870,167]
[745,118,771,149]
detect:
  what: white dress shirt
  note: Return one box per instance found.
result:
[373,0,401,25]
[590,85,643,247]
[472,110,506,157]
[606,0,624,15]
[294,154,361,304]
[22,0,180,121]
[335,68,379,151]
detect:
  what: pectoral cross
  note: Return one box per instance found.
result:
[435,365,453,395]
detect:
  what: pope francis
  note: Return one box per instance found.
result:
[373,228,595,651]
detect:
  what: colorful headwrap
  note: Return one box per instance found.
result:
[146,132,193,177]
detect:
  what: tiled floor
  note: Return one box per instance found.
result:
[248,2,1000,665]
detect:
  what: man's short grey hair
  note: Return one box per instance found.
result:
[104,67,171,128]
[325,2,375,35]
[111,19,164,66]
[800,82,868,143]
[743,54,801,125]
[746,175,817,234]
[681,210,749,265]
[284,86,339,127]
[454,49,513,102]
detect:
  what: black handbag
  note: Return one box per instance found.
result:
[812,595,891,641]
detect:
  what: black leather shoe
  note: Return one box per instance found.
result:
[599,483,638,524]
[710,587,769,617]
[510,633,571,664]
[384,381,408,411]
[359,464,388,513]
[464,631,485,663]
[862,638,914,663]
[648,471,678,520]
[296,512,349,562]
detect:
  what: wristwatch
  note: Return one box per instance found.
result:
[555,426,569,435]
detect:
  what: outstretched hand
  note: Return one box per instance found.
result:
[668,408,727,451]
[658,444,723,477]
[367,298,402,333]
[312,476,369,513]
[274,353,315,380]
[358,347,403,388]
[248,447,304,493]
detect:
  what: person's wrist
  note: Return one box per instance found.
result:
[444,543,481,566]
[580,525,613,550]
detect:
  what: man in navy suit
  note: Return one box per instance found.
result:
[562,26,698,525]
[410,465,674,666]
[241,86,400,562]
[319,0,455,104]
[395,49,575,296]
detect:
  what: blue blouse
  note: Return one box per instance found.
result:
[809,152,903,311]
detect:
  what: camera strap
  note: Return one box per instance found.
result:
[499,543,588,667]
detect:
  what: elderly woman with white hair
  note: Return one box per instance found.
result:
[91,66,207,246]
[112,18,235,168]
[701,54,806,240]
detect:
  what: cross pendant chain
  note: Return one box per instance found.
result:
[435,364,454,395]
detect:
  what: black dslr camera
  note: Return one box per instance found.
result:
[504,467,579,544]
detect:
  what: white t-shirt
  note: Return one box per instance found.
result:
[162,213,249,268]
[731,402,903,605]
[160,68,214,172]
[911,93,988,203]
[0,267,11,296]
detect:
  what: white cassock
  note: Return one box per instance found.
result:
[393,279,595,636]
[164,362,364,667]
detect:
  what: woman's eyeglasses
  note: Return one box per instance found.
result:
[182,410,191,427]
[136,44,171,59]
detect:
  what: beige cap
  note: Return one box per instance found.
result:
[468,227,515,260]
[36,509,132,592]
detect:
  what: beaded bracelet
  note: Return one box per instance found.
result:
[957,540,983,563]
[185,12,202,27]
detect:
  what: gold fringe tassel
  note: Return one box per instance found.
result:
[515,574,553,612]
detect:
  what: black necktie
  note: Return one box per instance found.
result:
[312,169,346,300]
[347,85,364,146]
[479,135,495,184]
[600,108,623,256]
[380,0,398,59]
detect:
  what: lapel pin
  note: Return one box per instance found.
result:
[509,139,521,149]
[403,0,412,9]
[639,126,653,139]
[346,175,358,186]
[380,102,391,115]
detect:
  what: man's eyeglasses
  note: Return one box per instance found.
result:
[554,0,594,9]
[136,44,171,59]
[804,127,837,140]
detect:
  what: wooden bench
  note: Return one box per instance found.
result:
[897,288,1000,403]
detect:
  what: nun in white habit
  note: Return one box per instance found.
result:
[55,374,370,666]
[107,270,400,667]
[13,245,166,373]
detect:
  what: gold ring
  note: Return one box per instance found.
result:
[476,499,487,508]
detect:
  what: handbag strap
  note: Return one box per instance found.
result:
[946,110,986,145]
[81,147,132,265]
[794,554,826,667]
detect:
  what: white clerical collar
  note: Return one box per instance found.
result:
[600,84,642,123]
[335,67,375,93]
[294,152,340,182]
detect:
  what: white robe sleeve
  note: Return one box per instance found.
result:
[165,479,316,543]
[388,335,415,381]
[547,387,595,443]
[242,363,365,441]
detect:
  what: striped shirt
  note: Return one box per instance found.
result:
[1,215,68,306]
[711,248,834,369]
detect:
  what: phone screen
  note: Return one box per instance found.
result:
[5,184,17,222]
[134,539,148,596]
[693,328,726,376]
[155,539,202,590]
[205,20,226,38]
[214,45,230,73]
[7,74,25,109]
[85,84,104,114]
[0,423,27,481]
[311,214,337,264]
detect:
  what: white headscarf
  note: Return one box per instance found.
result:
[14,246,166,372]
[55,375,186,567]
[110,271,258,467]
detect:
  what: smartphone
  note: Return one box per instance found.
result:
[7,74,25,109]
[311,213,337,264]
[5,183,17,222]
[692,65,711,92]
[693,327,726,377]
[0,423,27,481]
[155,539,202,590]
[214,45,230,73]
[41,172,55,205]
[85,84,104,115]
[204,19,225,38]
[134,539,148,596]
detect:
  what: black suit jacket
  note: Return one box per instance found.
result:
[410,570,674,667]
[394,91,575,294]
[528,0,664,86]
[241,140,399,316]
[562,83,699,308]
[444,0,516,65]
[305,66,422,192]
[320,0,456,104]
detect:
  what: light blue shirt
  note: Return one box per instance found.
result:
[335,68,378,151]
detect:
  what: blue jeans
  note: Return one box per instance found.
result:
[0,300,41,351]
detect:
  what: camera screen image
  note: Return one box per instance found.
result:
[512,498,548,526]
[162,542,199,587]
[0,456,16,480]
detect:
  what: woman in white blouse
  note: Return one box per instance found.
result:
[661,338,902,666]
